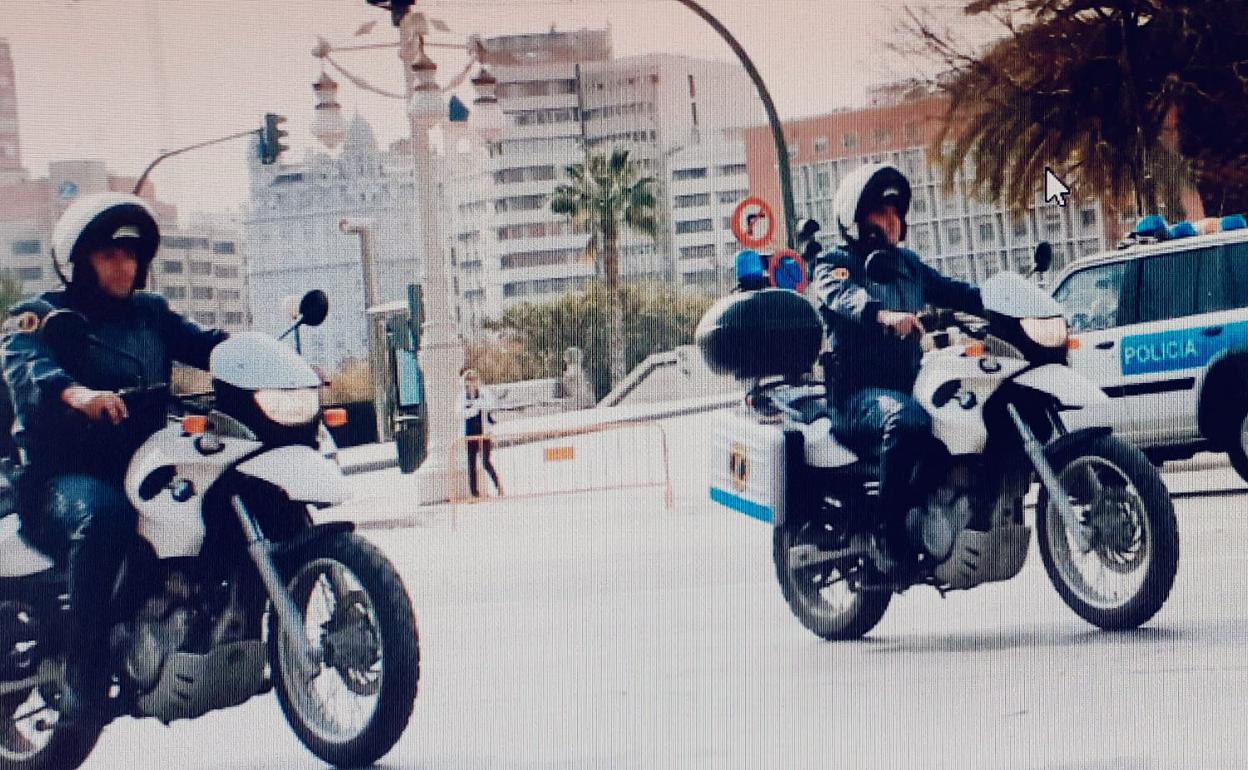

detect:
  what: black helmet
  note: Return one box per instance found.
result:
[51,192,160,292]
[832,163,912,250]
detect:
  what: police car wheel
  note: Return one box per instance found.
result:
[1226,406,1248,485]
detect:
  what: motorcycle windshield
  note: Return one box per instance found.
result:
[209,332,321,390]
[980,272,1065,319]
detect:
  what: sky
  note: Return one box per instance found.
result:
[2,0,984,222]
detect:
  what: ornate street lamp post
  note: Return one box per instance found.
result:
[312,5,506,503]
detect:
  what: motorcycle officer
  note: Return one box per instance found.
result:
[1,192,228,724]
[812,163,983,574]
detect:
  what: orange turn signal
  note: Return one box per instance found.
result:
[323,408,348,428]
[1067,337,1082,350]
[963,341,986,358]
[182,415,208,435]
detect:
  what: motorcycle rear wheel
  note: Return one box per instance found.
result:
[0,681,101,770]
[1037,434,1179,631]
[773,523,890,641]
[269,532,419,768]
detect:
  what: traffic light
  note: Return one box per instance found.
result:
[259,113,289,165]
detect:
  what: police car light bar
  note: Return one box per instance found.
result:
[1121,212,1248,249]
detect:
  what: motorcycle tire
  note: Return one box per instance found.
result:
[269,532,419,768]
[1036,433,1179,631]
[772,523,890,641]
[0,689,102,770]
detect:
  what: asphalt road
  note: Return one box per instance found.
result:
[72,465,1248,770]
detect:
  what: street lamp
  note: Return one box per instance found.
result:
[312,7,507,503]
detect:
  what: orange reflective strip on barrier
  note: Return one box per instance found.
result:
[544,446,575,462]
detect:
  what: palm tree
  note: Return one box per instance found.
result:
[904,0,1248,216]
[550,147,659,388]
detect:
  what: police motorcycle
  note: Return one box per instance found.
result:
[0,291,418,769]
[698,243,1179,641]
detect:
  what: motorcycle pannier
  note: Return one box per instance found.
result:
[695,289,823,379]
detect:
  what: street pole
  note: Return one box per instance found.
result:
[671,0,797,249]
[339,218,389,444]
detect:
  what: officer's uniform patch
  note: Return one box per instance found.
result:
[3,311,40,334]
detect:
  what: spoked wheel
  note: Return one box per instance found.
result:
[269,533,419,769]
[1037,434,1179,631]
[0,673,101,770]
[772,521,890,641]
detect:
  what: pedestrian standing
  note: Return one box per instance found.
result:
[458,368,503,497]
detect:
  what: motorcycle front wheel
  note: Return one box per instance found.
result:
[269,532,419,768]
[772,522,890,641]
[1037,434,1179,631]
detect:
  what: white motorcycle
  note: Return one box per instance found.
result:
[698,248,1179,640]
[0,291,418,770]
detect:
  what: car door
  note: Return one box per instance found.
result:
[1115,246,1220,444]
[1054,259,1140,437]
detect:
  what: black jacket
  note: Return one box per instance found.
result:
[812,245,983,401]
[1,290,227,481]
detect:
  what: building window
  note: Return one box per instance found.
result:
[843,132,858,149]
[945,222,963,246]
[1080,208,1098,229]
[717,163,747,176]
[189,261,213,276]
[15,267,42,281]
[1013,218,1030,238]
[813,137,829,154]
[214,265,239,279]
[211,241,236,255]
[10,240,39,256]
[675,219,714,234]
[717,189,748,205]
[674,193,711,208]
[193,312,216,326]
[978,222,996,243]
[222,312,244,325]
[162,286,187,300]
[191,286,214,300]
[162,236,210,250]
[679,244,716,260]
[219,289,242,301]
[162,260,184,274]
[1043,210,1063,236]
[672,167,708,181]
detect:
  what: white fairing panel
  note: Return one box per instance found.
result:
[915,350,1023,455]
[1014,364,1110,408]
[0,515,53,577]
[125,424,261,559]
[236,446,350,505]
[800,418,858,468]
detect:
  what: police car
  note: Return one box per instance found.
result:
[1050,213,1248,481]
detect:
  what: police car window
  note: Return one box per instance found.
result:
[1053,262,1129,332]
[1225,242,1248,308]
[1140,250,1199,323]
[1194,246,1232,313]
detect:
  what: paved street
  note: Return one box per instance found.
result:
[75,431,1248,770]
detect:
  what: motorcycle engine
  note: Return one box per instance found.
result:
[111,571,247,691]
[908,471,976,563]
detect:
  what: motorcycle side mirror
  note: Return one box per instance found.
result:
[1032,241,1053,275]
[298,290,329,327]
[40,309,92,357]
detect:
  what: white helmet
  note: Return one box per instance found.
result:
[51,192,160,289]
[832,163,912,247]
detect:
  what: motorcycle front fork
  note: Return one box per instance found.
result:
[230,495,321,676]
[1005,404,1093,553]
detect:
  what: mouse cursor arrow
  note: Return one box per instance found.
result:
[1044,167,1071,207]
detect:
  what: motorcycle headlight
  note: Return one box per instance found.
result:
[1020,316,1069,348]
[254,388,320,427]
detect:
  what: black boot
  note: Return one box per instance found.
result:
[59,654,112,727]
